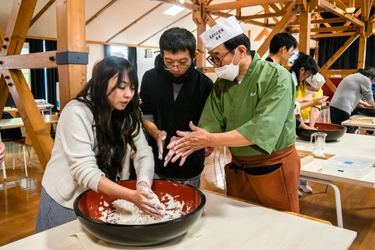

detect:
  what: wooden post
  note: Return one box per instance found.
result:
[298,1,311,54]
[0,0,54,170]
[56,0,87,110]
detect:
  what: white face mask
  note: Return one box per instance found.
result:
[214,48,240,81]
[304,88,317,96]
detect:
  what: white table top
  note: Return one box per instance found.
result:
[0,115,59,130]
[341,115,375,128]
[296,133,375,188]
[0,192,356,250]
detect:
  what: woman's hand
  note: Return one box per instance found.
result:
[313,96,328,106]
[133,181,164,217]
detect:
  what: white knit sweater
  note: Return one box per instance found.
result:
[42,100,154,209]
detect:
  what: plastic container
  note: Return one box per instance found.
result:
[322,155,375,179]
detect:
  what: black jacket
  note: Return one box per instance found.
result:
[140,55,213,179]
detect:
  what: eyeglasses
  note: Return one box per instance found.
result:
[163,61,191,71]
[206,50,233,66]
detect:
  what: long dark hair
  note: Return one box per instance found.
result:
[75,56,140,180]
[289,52,318,84]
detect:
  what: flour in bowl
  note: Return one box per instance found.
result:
[99,193,186,225]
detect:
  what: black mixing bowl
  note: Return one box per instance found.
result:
[296,123,347,142]
[357,107,375,117]
[74,179,206,246]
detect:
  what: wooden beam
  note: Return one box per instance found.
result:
[30,0,55,27]
[1,0,38,56]
[321,33,359,69]
[257,2,299,57]
[289,24,358,33]
[239,11,286,20]
[206,0,294,11]
[298,1,311,53]
[318,0,364,27]
[211,11,269,27]
[311,32,356,38]
[0,25,5,49]
[319,68,356,76]
[357,28,366,69]
[56,0,87,110]
[0,51,57,69]
[0,75,8,114]
[324,77,337,93]
[254,28,270,41]
[290,17,345,25]
[195,13,207,68]
[86,0,117,25]
[2,69,54,170]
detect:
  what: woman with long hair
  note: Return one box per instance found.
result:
[35,56,160,233]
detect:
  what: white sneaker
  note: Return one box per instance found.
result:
[299,183,313,193]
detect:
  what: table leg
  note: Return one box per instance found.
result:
[300,176,343,228]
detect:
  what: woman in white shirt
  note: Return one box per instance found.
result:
[36,56,161,233]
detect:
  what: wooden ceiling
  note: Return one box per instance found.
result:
[0,0,374,170]
[0,0,373,49]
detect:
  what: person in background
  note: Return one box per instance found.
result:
[140,27,213,188]
[330,67,375,126]
[290,53,327,195]
[264,33,316,131]
[296,72,327,128]
[265,32,297,66]
[0,142,5,164]
[165,16,300,213]
[36,56,161,233]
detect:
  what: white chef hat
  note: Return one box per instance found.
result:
[199,16,243,52]
[306,73,325,89]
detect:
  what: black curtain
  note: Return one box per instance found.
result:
[128,47,137,72]
[317,9,375,69]
[365,35,375,67]
[104,45,111,57]
[45,40,59,112]
[26,39,45,99]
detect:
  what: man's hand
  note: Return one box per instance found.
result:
[163,136,188,166]
[165,121,211,166]
[156,131,167,160]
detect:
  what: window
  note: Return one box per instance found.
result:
[21,43,31,87]
[110,45,128,59]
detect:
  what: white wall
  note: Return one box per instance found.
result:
[136,48,158,90]
[86,43,105,80]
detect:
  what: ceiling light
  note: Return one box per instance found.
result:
[163,5,185,16]
[345,7,356,14]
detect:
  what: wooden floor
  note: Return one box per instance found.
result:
[1,146,375,249]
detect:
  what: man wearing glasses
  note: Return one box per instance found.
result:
[166,16,300,213]
[140,27,213,188]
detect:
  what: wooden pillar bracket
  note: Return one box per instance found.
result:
[55,51,88,65]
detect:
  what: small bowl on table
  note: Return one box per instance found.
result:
[296,123,347,142]
[73,179,206,246]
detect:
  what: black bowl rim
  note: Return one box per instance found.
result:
[73,179,206,228]
[296,123,347,132]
